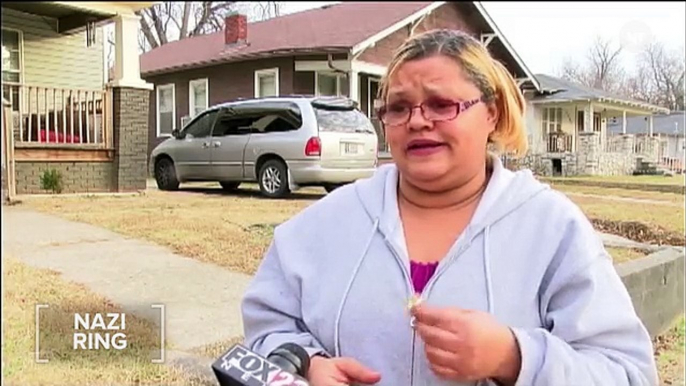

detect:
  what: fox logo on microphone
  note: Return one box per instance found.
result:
[215,344,308,386]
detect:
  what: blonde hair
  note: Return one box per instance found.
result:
[378,29,528,157]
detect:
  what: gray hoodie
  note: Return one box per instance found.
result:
[241,155,658,386]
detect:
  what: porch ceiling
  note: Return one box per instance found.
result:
[2,2,157,33]
[2,2,113,33]
[531,98,669,116]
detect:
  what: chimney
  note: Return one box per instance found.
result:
[225,14,247,45]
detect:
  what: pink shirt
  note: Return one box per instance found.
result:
[410,260,439,294]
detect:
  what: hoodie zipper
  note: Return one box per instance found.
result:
[381,236,419,386]
[384,227,479,386]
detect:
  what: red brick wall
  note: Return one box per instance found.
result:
[357,3,480,66]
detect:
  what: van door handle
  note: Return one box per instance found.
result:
[212,141,221,148]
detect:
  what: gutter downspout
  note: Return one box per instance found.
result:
[327,53,347,74]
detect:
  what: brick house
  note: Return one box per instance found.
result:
[1,1,156,197]
[140,1,540,164]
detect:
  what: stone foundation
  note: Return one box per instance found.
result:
[15,161,114,194]
[519,153,579,176]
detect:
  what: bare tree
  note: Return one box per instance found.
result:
[135,1,283,53]
[559,36,626,94]
[637,42,685,111]
[252,1,281,20]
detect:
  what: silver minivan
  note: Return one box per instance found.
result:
[150,96,378,198]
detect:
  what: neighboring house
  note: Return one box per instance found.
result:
[519,74,671,176]
[140,1,541,161]
[1,1,156,197]
[608,110,685,172]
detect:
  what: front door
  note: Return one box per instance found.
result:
[174,110,218,180]
[209,107,252,180]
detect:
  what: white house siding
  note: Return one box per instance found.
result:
[2,8,105,93]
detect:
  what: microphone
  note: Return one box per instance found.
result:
[211,342,311,386]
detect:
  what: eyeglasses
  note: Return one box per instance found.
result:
[376,97,484,126]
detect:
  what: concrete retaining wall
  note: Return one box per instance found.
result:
[617,247,685,338]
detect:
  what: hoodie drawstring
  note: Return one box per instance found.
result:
[334,217,380,357]
[483,226,495,315]
[479,227,496,386]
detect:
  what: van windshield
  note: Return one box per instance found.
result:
[313,106,375,134]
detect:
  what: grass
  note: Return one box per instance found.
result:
[547,174,685,186]
[190,335,245,359]
[17,180,685,275]
[18,183,322,275]
[1,256,199,386]
[567,195,684,236]
[552,184,684,205]
[655,316,685,386]
[606,247,650,264]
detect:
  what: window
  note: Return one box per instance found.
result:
[593,112,601,132]
[156,84,175,136]
[2,29,22,112]
[316,72,345,97]
[189,78,208,118]
[254,68,279,98]
[312,101,374,134]
[182,110,217,139]
[542,107,562,134]
[213,103,302,136]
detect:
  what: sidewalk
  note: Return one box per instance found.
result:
[3,205,252,355]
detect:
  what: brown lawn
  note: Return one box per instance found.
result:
[16,181,680,275]
[1,256,202,386]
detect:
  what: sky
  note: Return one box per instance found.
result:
[278,1,686,76]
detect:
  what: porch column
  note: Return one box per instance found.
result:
[584,103,594,132]
[111,13,150,89]
[109,13,153,192]
[349,70,359,104]
[622,110,627,134]
[647,115,654,136]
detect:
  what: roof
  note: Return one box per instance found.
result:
[140,2,431,76]
[531,74,669,114]
[607,111,685,136]
[139,1,540,92]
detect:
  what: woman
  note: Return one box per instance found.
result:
[241,29,658,386]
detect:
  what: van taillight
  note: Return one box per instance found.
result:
[305,136,321,156]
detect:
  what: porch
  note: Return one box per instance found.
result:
[2,1,154,200]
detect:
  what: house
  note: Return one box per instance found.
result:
[519,74,671,176]
[139,1,541,163]
[1,1,156,197]
[607,110,685,173]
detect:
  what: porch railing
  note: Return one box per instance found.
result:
[6,84,111,147]
[658,157,685,173]
[545,132,573,153]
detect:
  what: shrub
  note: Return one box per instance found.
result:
[40,169,63,194]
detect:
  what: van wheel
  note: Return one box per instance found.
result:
[258,159,290,198]
[155,157,180,191]
[220,182,241,191]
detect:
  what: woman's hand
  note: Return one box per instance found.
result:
[411,304,522,385]
[307,355,382,386]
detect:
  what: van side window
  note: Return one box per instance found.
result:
[213,103,303,136]
[213,113,254,137]
[182,110,217,138]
